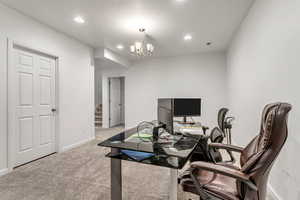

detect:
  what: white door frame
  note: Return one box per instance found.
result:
[108,76,125,128]
[7,39,60,171]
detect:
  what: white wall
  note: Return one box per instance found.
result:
[125,53,228,129]
[227,0,300,199]
[0,34,8,175]
[0,3,94,173]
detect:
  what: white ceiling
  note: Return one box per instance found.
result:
[1,0,254,59]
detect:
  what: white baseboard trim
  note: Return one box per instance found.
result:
[62,137,94,152]
[268,184,282,200]
[0,168,9,177]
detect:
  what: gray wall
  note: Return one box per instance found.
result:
[125,52,228,129]
[227,0,300,199]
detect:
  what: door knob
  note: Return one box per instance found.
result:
[51,108,57,112]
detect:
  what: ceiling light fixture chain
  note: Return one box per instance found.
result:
[130,28,154,57]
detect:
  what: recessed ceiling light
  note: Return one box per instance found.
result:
[73,16,85,24]
[116,44,124,50]
[120,16,156,34]
[184,34,192,41]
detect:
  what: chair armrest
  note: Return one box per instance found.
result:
[190,161,257,191]
[209,143,244,153]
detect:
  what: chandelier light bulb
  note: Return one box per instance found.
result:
[135,42,142,49]
[184,34,192,41]
[146,43,154,52]
[73,16,85,24]
[130,45,135,53]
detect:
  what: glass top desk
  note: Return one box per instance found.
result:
[98,125,209,200]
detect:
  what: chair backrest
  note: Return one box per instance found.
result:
[209,127,224,162]
[210,127,224,143]
[237,103,292,200]
[218,108,229,132]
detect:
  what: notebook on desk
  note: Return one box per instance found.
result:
[120,150,155,161]
[125,133,153,143]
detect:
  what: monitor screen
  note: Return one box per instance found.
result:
[173,98,201,117]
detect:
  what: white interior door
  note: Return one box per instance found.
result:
[109,78,121,127]
[12,48,56,167]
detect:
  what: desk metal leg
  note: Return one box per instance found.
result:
[169,169,178,200]
[111,148,122,200]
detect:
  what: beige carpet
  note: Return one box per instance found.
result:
[0,127,175,200]
[0,126,274,200]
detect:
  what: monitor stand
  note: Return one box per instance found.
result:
[180,116,195,125]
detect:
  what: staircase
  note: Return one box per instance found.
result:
[95,104,102,127]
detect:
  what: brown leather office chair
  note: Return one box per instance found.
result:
[180,103,292,200]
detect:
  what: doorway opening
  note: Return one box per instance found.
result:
[109,77,125,128]
[94,67,103,129]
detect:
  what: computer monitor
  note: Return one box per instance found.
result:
[157,98,202,133]
[173,98,201,117]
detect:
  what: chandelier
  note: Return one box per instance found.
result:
[130,28,154,57]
